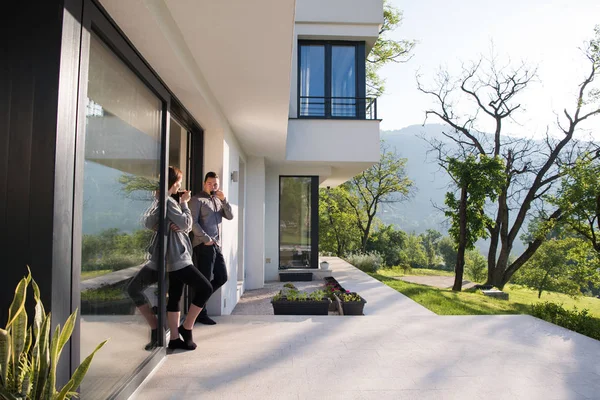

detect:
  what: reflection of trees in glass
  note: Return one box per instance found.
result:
[118,174,159,201]
[82,228,153,272]
[280,177,311,246]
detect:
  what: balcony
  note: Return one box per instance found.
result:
[298,96,378,120]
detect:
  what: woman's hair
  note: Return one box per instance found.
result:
[168,166,183,190]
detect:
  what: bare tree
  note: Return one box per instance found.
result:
[417,31,600,289]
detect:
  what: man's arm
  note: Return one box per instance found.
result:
[220,199,234,220]
[189,197,214,243]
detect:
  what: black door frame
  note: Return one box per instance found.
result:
[278,176,319,269]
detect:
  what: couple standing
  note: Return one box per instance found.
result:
[127,169,233,351]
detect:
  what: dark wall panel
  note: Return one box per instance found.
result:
[0,1,69,325]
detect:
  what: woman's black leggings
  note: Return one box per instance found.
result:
[167,265,213,312]
[127,265,159,307]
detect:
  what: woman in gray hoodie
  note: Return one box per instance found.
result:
[128,166,212,351]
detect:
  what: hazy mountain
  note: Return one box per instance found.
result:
[380,124,527,255]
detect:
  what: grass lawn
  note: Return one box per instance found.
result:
[377,267,454,277]
[369,271,600,318]
[81,269,112,281]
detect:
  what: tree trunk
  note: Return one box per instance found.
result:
[453,187,468,291]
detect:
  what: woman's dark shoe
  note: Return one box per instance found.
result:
[178,326,197,350]
[168,338,196,351]
[144,328,158,351]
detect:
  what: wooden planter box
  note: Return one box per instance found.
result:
[271,298,330,315]
[335,293,367,316]
[279,272,313,282]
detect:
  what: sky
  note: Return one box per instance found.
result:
[378,0,600,139]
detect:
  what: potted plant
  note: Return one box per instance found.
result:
[335,292,367,316]
[271,289,330,315]
[0,268,107,400]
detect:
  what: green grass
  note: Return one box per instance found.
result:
[378,267,454,277]
[369,272,600,318]
[81,269,112,281]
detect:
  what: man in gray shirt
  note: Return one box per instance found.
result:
[189,171,234,325]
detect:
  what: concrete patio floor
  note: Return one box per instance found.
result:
[131,258,600,400]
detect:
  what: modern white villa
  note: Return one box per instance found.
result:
[1,0,383,398]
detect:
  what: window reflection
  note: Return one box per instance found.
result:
[80,33,162,399]
[279,177,313,268]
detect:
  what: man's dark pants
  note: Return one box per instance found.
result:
[192,243,228,317]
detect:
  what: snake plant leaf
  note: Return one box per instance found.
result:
[6,275,28,330]
[0,385,20,400]
[65,339,108,396]
[32,313,52,400]
[10,304,27,395]
[52,380,74,400]
[56,311,77,359]
[43,324,61,399]
[0,328,10,386]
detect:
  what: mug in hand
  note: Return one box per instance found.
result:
[172,190,187,202]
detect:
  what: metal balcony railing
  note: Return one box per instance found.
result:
[298,96,378,120]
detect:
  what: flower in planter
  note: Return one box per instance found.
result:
[337,292,363,302]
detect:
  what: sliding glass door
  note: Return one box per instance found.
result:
[279,176,319,269]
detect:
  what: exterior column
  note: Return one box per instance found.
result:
[245,156,266,290]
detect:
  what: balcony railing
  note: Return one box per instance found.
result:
[298,96,378,120]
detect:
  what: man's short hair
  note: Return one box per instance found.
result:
[204,171,219,182]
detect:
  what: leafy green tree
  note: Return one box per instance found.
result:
[418,26,600,289]
[512,237,600,298]
[345,142,414,253]
[319,186,362,256]
[367,0,416,97]
[549,154,600,258]
[444,154,505,291]
[420,229,442,267]
[398,233,428,268]
[465,250,487,283]
[437,236,457,271]
[366,224,407,266]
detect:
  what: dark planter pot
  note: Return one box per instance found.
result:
[335,293,367,316]
[81,299,136,315]
[271,298,330,315]
[279,272,313,282]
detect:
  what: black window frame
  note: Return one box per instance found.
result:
[297,40,366,119]
[278,176,319,269]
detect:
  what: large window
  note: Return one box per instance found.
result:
[279,176,319,269]
[298,41,365,118]
[79,33,163,400]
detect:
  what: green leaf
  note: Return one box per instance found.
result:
[32,313,52,400]
[6,275,29,330]
[53,380,74,400]
[0,328,10,386]
[65,339,108,395]
[0,386,20,400]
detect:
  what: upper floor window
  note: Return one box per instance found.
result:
[298,41,366,119]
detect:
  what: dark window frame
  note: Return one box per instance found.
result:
[278,176,319,269]
[297,40,366,119]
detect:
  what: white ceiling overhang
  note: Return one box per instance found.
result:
[99,0,296,160]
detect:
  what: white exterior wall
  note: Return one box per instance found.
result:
[246,156,266,289]
[286,119,380,163]
[203,128,246,315]
[295,0,384,25]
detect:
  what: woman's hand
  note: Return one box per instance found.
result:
[170,223,180,232]
[180,190,191,203]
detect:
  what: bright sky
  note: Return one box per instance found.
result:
[378,0,600,139]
